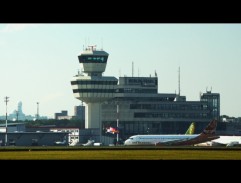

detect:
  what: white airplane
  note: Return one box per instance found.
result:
[54,140,67,146]
[210,136,241,147]
[82,139,95,146]
[124,119,219,146]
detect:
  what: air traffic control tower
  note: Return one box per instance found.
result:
[71,46,118,128]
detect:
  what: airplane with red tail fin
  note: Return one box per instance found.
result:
[124,119,219,146]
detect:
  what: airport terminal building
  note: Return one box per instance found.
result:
[101,76,220,140]
[71,46,220,141]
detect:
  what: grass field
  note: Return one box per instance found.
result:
[0,147,241,160]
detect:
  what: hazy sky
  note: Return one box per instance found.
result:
[0,24,241,118]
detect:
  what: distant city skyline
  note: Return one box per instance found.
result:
[0,101,47,121]
[0,24,241,118]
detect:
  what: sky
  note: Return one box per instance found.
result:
[0,24,241,118]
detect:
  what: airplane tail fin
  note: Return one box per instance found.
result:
[106,127,119,134]
[185,122,195,135]
[201,119,217,135]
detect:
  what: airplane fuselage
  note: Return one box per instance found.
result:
[211,136,241,146]
[124,135,198,146]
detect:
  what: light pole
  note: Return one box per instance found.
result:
[4,96,9,146]
[37,102,39,120]
[99,101,102,144]
[116,102,119,144]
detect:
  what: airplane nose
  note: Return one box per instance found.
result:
[124,140,129,145]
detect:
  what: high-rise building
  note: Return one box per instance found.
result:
[200,91,220,121]
[18,101,23,114]
[74,105,85,121]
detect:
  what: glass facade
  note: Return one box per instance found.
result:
[78,55,108,63]
[200,92,220,121]
[73,89,116,93]
[71,80,118,85]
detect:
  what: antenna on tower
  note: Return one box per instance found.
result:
[88,45,96,51]
[85,38,87,50]
[101,37,103,50]
[132,62,134,77]
[178,66,181,96]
